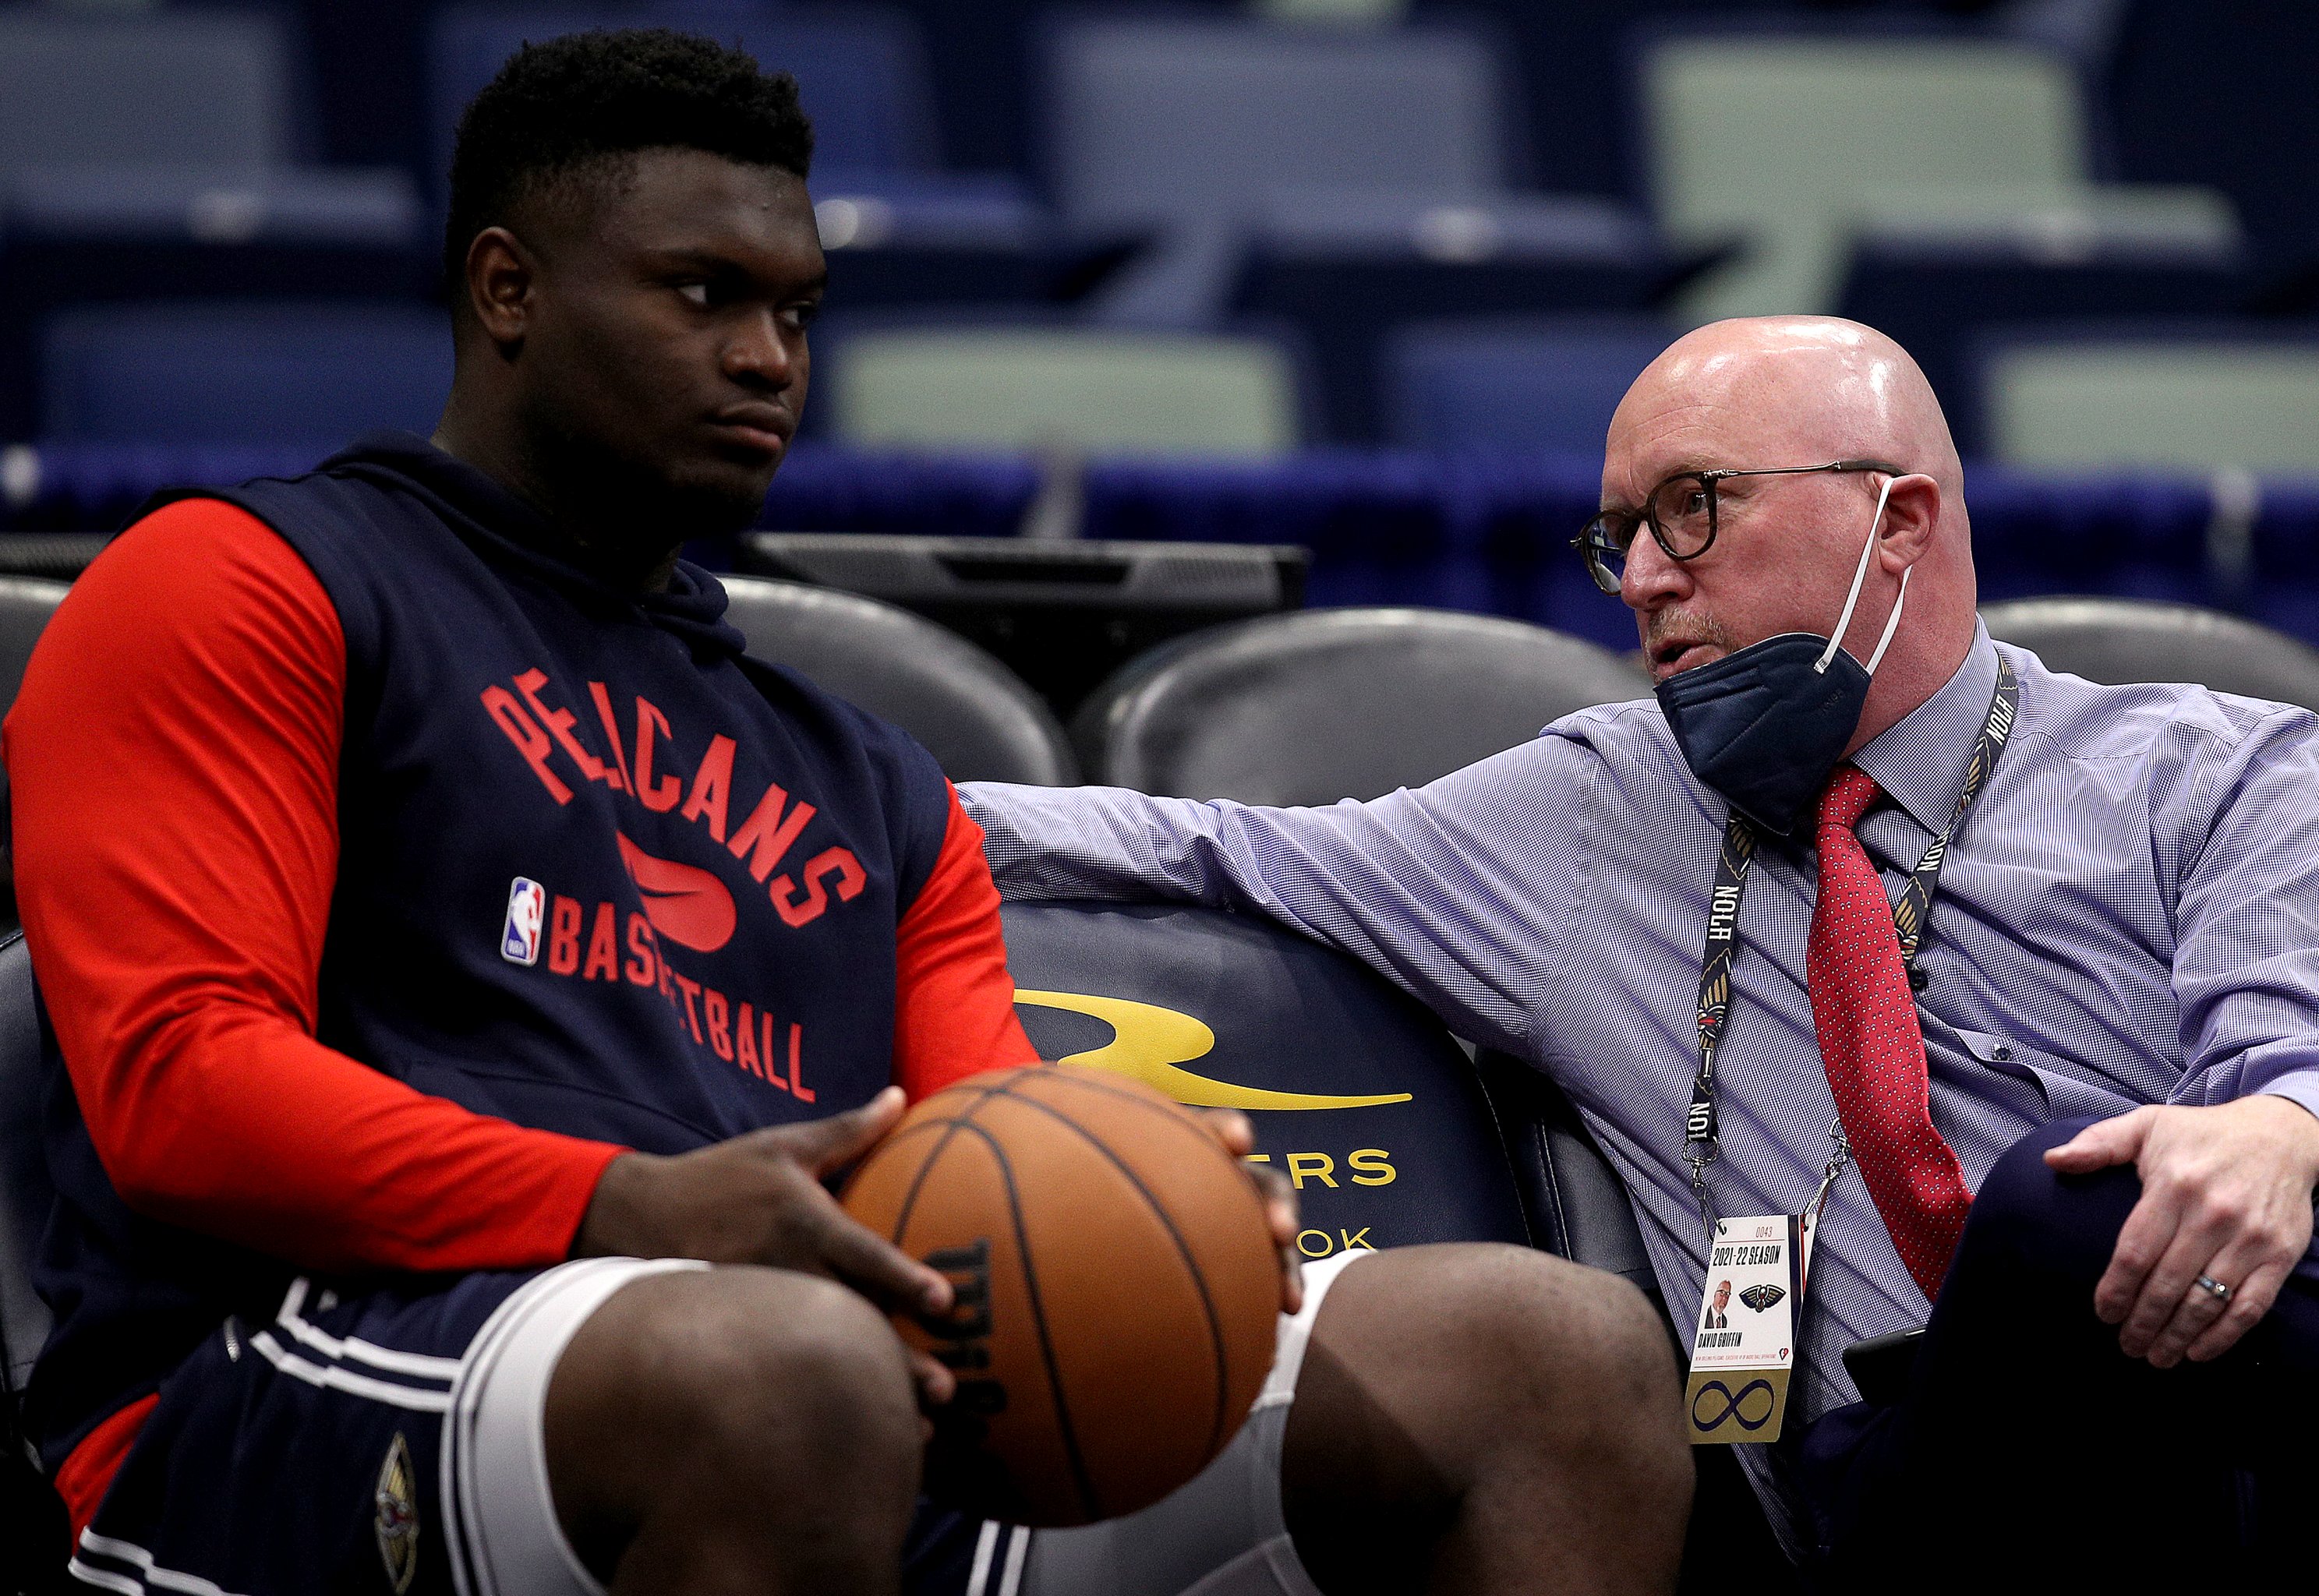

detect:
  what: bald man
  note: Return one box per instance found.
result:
[965,318,2319,1581]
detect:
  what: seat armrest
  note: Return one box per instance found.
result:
[1476,1049,1660,1307]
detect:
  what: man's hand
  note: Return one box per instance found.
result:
[1198,1108,1305,1316]
[2045,1096,2319,1367]
[575,1086,957,1405]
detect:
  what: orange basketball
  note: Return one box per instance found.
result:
[840,1065,1280,1527]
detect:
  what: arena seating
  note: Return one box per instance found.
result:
[1981,597,2319,711]
[719,576,1077,784]
[1383,314,1677,455]
[1069,606,1649,806]
[0,577,65,722]
[1975,327,2319,475]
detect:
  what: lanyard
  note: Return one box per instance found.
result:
[1682,656,2020,1230]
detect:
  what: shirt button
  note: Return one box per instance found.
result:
[1907,966,1929,992]
[1992,1043,2013,1062]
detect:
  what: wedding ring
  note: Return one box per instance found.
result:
[2194,1273,2231,1302]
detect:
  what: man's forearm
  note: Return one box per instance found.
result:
[961,781,1252,906]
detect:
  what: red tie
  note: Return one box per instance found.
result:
[1808,765,1973,1300]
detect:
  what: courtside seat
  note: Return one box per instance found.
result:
[999,900,1529,1262]
[719,576,1077,785]
[1073,606,1650,803]
[1981,596,2319,712]
[0,933,47,1405]
[0,578,67,720]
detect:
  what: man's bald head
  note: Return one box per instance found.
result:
[1603,316,1978,753]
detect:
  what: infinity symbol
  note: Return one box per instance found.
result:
[1692,1378,1776,1432]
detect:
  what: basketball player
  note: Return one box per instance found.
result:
[5,30,1688,1596]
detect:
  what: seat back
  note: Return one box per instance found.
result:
[1041,16,1512,231]
[1981,597,2319,711]
[1639,29,2086,319]
[41,302,451,447]
[999,901,1529,1260]
[1977,333,2319,474]
[826,326,1303,459]
[1076,607,1650,803]
[0,10,292,176]
[1383,316,1677,455]
[719,577,1076,784]
[0,580,67,722]
[0,933,51,1400]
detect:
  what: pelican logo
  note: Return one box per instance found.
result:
[375,1432,419,1594]
[1012,991,1412,1110]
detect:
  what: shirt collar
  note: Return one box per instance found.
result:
[1851,619,1999,834]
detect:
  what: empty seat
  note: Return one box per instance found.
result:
[1835,188,2245,433]
[1637,26,2092,319]
[1075,607,1650,803]
[1981,596,2319,712]
[1976,330,2319,475]
[997,899,1529,1261]
[40,302,451,447]
[1238,199,1680,443]
[1384,316,1676,456]
[823,324,1304,459]
[0,578,68,720]
[1040,16,1516,233]
[0,11,293,175]
[717,576,1076,784]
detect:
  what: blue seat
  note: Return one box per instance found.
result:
[1836,196,2247,440]
[0,11,428,438]
[1383,315,1676,457]
[1237,199,1682,443]
[999,901,1529,1260]
[41,302,451,448]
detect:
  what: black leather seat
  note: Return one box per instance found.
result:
[1981,596,2319,711]
[1073,607,1652,803]
[0,930,67,1584]
[719,576,1078,786]
[999,901,1530,1258]
[0,579,67,720]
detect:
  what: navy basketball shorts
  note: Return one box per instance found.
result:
[66,1251,1372,1596]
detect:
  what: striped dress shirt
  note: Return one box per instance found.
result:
[963,623,2319,1540]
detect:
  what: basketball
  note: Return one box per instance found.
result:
[840,1065,1281,1527]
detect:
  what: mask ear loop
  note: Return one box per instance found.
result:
[1815,475,1904,675]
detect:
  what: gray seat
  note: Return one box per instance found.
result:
[0,578,68,719]
[718,576,1076,786]
[1074,606,1650,803]
[0,932,46,1401]
[1981,596,2319,711]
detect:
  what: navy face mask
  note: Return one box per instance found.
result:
[1655,478,1908,836]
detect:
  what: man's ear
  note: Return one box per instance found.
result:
[461,226,536,349]
[1877,471,1942,574]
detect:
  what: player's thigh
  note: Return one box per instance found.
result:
[69,1258,701,1596]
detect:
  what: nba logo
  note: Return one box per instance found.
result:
[502,877,546,966]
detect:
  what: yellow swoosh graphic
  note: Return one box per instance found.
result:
[1013,990,1412,1110]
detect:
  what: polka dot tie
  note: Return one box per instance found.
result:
[1810,764,1971,1301]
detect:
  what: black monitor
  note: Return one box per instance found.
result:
[735,533,1306,719]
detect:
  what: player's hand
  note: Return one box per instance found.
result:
[1199,1107,1304,1316]
[576,1087,958,1407]
[2045,1096,2319,1367]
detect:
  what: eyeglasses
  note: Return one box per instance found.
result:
[1571,459,1907,596]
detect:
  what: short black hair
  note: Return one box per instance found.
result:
[444,27,814,288]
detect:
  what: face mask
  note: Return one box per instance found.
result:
[1654,478,1907,836]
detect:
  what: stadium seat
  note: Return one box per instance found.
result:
[39,302,451,448]
[1635,25,2093,320]
[1074,607,1650,803]
[998,900,1529,1261]
[0,10,295,174]
[1383,315,1677,456]
[1833,189,2246,435]
[0,578,66,722]
[1039,15,1516,235]
[822,323,1306,459]
[1235,198,1683,443]
[0,930,49,1409]
[717,576,1076,784]
[1975,329,2319,474]
[1981,596,2319,712]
